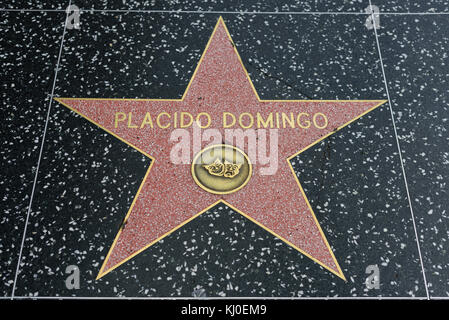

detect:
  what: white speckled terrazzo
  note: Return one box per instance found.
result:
[1,1,448,298]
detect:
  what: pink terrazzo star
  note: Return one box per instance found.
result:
[56,17,386,280]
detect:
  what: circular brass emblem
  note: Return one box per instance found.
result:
[191,144,252,195]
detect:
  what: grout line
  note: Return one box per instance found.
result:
[368,0,430,300]
[1,8,449,15]
[10,0,72,300]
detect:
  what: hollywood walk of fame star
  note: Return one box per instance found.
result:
[55,17,386,280]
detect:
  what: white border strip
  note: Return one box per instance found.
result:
[368,0,429,300]
[0,296,430,300]
[1,8,449,15]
